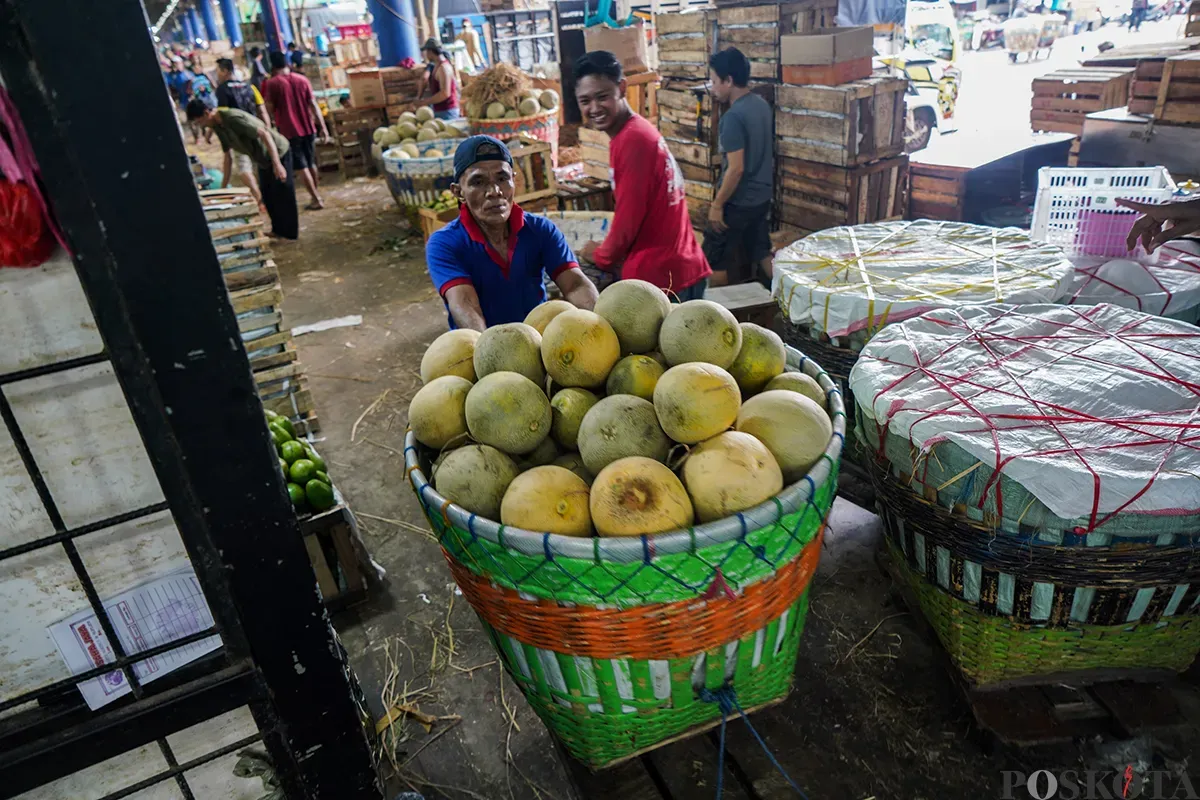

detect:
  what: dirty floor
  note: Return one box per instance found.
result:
[194,146,1200,799]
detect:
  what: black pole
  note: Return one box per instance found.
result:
[0,2,381,797]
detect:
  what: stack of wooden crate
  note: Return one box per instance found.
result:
[381,67,424,123]
[775,76,909,236]
[656,10,715,80]
[1029,67,1133,135]
[200,189,320,436]
[1128,52,1200,125]
[579,127,611,181]
[712,0,840,82]
[330,106,387,178]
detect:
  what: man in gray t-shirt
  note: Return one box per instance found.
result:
[704,47,775,285]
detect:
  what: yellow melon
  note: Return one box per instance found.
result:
[593,279,672,354]
[541,309,620,389]
[433,444,520,519]
[578,395,672,475]
[408,375,472,450]
[501,466,592,536]
[727,323,786,395]
[590,457,694,536]
[550,388,600,450]
[658,300,742,368]
[682,432,783,523]
[420,329,480,383]
[653,363,741,444]
[552,452,594,484]
[605,355,664,402]
[764,372,827,411]
[465,372,552,455]
[474,323,544,385]
[524,300,576,334]
[736,390,832,482]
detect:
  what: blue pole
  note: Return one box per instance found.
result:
[181,12,197,46]
[199,0,220,42]
[260,0,284,53]
[277,0,295,47]
[219,0,243,46]
[366,0,419,66]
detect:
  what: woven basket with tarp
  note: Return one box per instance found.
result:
[1064,239,1200,325]
[404,348,845,767]
[773,220,1075,453]
[850,303,1200,686]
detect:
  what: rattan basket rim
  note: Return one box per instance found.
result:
[404,346,846,564]
[467,109,559,125]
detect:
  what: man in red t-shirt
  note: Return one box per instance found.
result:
[262,51,330,210]
[573,51,711,300]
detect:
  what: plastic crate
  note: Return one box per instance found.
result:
[1031,167,1177,258]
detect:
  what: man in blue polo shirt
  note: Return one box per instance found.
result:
[426,136,598,331]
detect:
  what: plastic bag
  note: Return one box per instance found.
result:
[0,87,66,267]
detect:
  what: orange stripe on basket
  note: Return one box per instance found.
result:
[446,528,824,661]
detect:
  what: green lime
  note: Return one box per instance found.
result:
[279,440,306,464]
[315,470,330,485]
[265,409,281,421]
[278,457,289,474]
[270,426,292,448]
[305,479,335,511]
[286,482,306,508]
[274,416,296,437]
[302,445,327,472]
[289,458,317,484]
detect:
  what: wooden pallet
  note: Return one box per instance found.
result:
[300,503,369,610]
[1128,52,1200,124]
[775,155,909,234]
[877,547,1193,750]
[908,161,968,221]
[330,106,387,178]
[1030,67,1134,135]
[776,75,907,168]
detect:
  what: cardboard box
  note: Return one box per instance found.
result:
[780,26,874,66]
[585,21,650,75]
[347,68,384,107]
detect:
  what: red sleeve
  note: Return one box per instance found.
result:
[593,127,654,270]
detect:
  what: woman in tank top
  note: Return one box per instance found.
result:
[419,37,460,120]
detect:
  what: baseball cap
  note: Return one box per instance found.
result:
[453,136,513,182]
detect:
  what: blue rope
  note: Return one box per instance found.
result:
[698,685,809,800]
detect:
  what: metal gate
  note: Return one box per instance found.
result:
[0,2,382,797]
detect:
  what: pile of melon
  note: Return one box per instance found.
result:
[464,89,559,121]
[373,106,465,161]
[408,281,832,538]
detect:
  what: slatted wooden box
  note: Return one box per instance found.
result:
[715,0,841,81]
[656,10,715,80]
[776,75,907,167]
[908,162,968,222]
[1128,53,1200,124]
[1030,67,1134,135]
[578,126,612,181]
[330,106,387,178]
[775,155,909,234]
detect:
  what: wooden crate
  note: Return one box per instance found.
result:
[331,106,386,178]
[202,189,322,436]
[1128,52,1200,124]
[578,126,611,181]
[418,205,459,242]
[1080,37,1200,68]
[656,10,715,79]
[908,161,967,222]
[775,155,909,233]
[300,504,369,610]
[627,71,660,122]
[556,177,614,211]
[509,134,558,203]
[315,140,340,171]
[776,75,907,167]
[1029,67,1134,135]
[717,5,781,81]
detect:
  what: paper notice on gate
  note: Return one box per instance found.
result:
[48,567,224,710]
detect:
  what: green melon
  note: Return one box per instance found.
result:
[605,355,664,402]
[577,395,671,476]
[433,444,520,519]
[727,323,787,395]
[552,452,594,484]
[736,390,832,482]
[408,375,472,450]
[465,372,552,455]
[550,387,600,450]
[474,322,545,385]
[764,372,827,411]
[593,279,672,354]
[653,363,740,444]
[659,300,743,368]
[420,329,480,383]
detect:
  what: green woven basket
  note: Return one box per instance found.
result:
[406,348,845,767]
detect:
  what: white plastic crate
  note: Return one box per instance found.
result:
[1031,167,1177,258]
